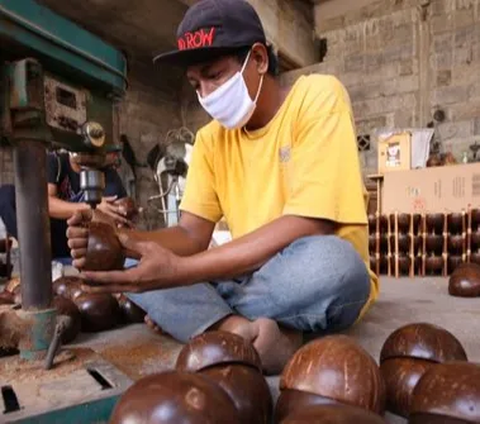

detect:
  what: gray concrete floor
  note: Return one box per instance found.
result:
[69,276,480,424]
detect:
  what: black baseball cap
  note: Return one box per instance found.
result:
[153,0,267,67]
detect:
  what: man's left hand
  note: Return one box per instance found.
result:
[79,234,190,294]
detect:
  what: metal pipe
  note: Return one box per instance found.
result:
[13,141,52,310]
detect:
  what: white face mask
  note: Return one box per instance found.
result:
[197,50,264,130]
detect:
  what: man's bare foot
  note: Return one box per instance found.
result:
[212,315,303,375]
[144,315,165,335]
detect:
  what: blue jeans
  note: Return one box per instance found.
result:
[126,235,371,343]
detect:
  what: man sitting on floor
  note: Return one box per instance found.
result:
[65,0,379,375]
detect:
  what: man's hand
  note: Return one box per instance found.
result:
[97,196,131,227]
[78,234,190,294]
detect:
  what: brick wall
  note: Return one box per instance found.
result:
[281,0,480,175]
[0,59,183,230]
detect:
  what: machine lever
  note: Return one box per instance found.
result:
[44,316,71,370]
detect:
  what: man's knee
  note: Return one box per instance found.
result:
[255,235,370,320]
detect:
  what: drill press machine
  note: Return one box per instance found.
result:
[0,0,134,422]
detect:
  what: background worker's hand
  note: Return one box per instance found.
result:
[78,234,190,294]
[97,196,131,227]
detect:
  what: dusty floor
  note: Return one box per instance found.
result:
[69,276,480,424]
[2,276,478,422]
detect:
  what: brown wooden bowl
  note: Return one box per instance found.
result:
[370,256,377,272]
[380,357,433,418]
[471,252,480,265]
[472,209,480,230]
[280,335,386,415]
[471,231,480,250]
[410,362,480,423]
[425,234,443,255]
[425,255,444,275]
[448,262,480,298]
[447,213,464,234]
[73,293,120,332]
[413,214,422,234]
[379,323,467,363]
[447,256,464,275]
[274,389,342,423]
[114,197,140,221]
[176,331,262,373]
[371,257,388,275]
[117,294,146,324]
[426,214,445,234]
[200,364,272,424]
[83,222,125,272]
[390,255,411,275]
[389,234,411,254]
[109,371,240,424]
[409,413,473,423]
[447,235,464,254]
[280,404,386,424]
[379,215,388,233]
[389,213,411,233]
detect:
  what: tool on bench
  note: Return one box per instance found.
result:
[0,0,133,421]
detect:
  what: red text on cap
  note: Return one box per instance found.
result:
[178,27,216,50]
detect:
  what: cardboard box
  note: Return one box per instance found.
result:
[382,163,480,213]
[378,132,411,174]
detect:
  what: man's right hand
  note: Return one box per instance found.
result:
[97,196,131,227]
[66,209,116,269]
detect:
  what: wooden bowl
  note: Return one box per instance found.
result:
[447,235,464,254]
[380,357,433,418]
[448,262,480,298]
[73,293,121,332]
[371,257,388,275]
[472,209,480,230]
[176,331,262,373]
[278,402,386,424]
[389,213,411,233]
[379,215,388,233]
[109,371,240,424]
[447,213,464,234]
[83,222,125,272]
[390,255,411,275]
[117,294,146,324]
[368,214,376,231]
[471,252,480,265]
[471,231,480,250]
[370,256,377,272]
[413,214,422,234]
[426,214,444,234]
[274,389,340,423]
[0,238,12,253]
[425,256,444,275]
[380,323,467,364]
[410,362,480,423]
[425,234,443,255]
[200,364,272,424]
[280,335,386,415]
[447,256,464,275]
[389,234,411,254]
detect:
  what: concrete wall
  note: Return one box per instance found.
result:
[282,0,480,175]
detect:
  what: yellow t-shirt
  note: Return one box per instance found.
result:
[180,74,379,320]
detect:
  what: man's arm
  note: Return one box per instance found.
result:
[118,211,215,259]
[48,183,90,220]
[182,214,334,284]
